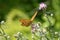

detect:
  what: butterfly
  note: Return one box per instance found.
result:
[20,11,38,26]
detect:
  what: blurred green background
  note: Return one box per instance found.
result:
[0,0,60,40]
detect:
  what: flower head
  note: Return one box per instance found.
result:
[7,36,10,39]
[1,21,4,24]
[39,3,47,10]
[55,32,58,35]
[51,13,53,16]
[17,32,20,35]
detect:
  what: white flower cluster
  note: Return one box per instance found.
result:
[14,32,23,40]
[31,22,48,39]
[31,22,41,34]
[14,32,28,40]
[14,32,22,38]
[31,22,60,40]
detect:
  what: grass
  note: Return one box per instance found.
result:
[1,9,32,40]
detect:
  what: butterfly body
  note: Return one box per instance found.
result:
[20,19,32,26]
[20,11,38,26]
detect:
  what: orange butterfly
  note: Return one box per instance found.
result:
[20,11,38,26]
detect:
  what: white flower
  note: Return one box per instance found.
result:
[1,21,4,24]
[32,34,34,39]
[51,13,53,16]
[36,23,40,28]
[7,36,10,39]
[39,3,47,10]
[55,32,58,34]
[17,32,20,35]
[43,28,46,33]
